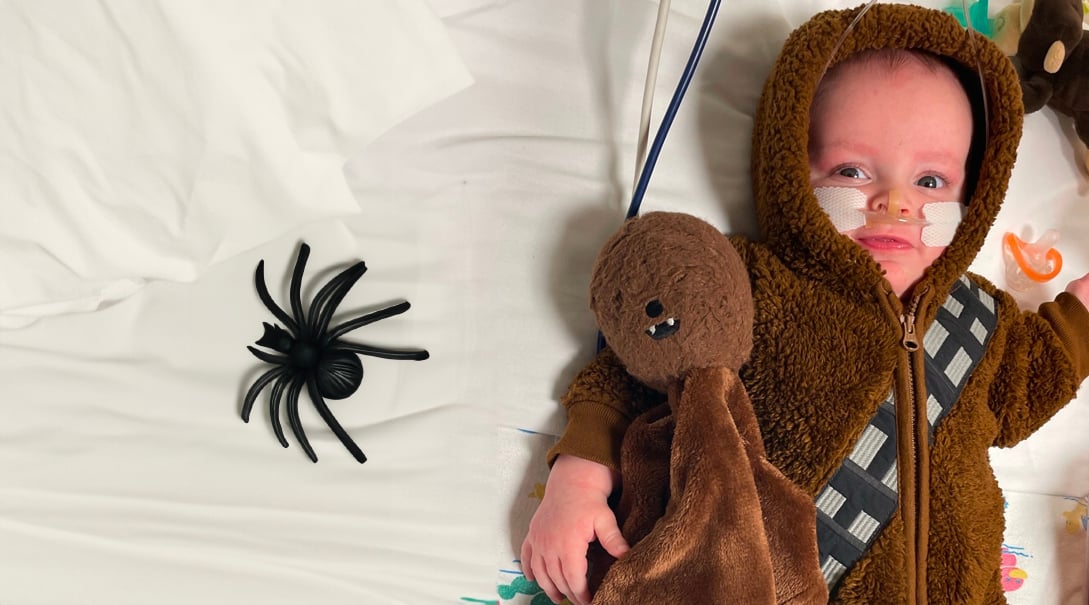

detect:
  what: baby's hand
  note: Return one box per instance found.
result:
[1066,273,1089,310]
[520,455,629,605]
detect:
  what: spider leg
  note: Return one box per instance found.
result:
[307,261,367,340]
[247,346,288,365]
[268,374,291,448]
[324,301,413,345]
[307,378,368,464]
[285,378,318,463]
[336,342,430,361]
[242,366,287,422]
[289,243,311,332]
[255,261,298,334]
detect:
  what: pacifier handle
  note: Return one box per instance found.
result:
[1003,232,1063,282]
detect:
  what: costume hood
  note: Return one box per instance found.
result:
[750,3,1023,300]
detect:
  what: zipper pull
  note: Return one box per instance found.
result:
[900,311,920,351]
[899,291,924,352]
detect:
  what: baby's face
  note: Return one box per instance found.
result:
[808,57,973,298]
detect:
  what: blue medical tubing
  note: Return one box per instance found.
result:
[625,0,721,219]
[597,0,721,353]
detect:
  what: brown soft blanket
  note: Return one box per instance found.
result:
[592,367,827,604]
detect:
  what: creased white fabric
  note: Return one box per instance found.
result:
[0,0,471,329]
[2,1,1088,603]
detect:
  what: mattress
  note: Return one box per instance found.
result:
[1,0,1085,603]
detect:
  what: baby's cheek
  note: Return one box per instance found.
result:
[919,202,964,247]
[918,245,947,272]
[814,187,866,233]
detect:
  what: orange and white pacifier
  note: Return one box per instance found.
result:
[1002,229,1063,291]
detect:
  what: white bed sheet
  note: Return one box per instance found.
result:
[2,1,1087,603]
[0,0,471,329]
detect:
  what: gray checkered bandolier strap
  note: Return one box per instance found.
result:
[815,276,998,591]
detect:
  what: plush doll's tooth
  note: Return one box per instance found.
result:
[647,325,656,336]
[666,317,675,326]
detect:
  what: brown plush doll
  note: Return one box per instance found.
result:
[587,212,826,604]
[999,0,1089,171]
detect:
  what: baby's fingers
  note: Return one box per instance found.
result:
[520,541,536,582]
[542,558,573,605]
[560,553,591,605]
[521,549,565,604]
[1065,273,1089,308]
[595,515,630,559]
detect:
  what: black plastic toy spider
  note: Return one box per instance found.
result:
[242,242,429,463]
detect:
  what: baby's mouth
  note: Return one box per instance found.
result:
[646,317,680,340]
[857,233,912,250]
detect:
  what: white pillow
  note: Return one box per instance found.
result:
[0,0,472,329]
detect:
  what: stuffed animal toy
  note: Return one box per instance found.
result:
[586,211,827,604]
[996,0,1089,171]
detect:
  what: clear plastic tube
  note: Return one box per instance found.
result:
[633,0,672,194]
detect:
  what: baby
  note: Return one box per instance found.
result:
[522,4,1089,605]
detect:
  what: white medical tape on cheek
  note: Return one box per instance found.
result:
[920,202,964,247]
[814,187,866,233]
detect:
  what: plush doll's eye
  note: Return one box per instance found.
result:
[645,299,664,318]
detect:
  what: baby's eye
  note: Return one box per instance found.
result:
[837,166,867,179]
[916,174,946,189]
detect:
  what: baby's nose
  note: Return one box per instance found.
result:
[863,189,929,228]
[872,189,911,217]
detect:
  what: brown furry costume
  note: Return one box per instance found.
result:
[550,4,1089,604]
[587,212,826,604]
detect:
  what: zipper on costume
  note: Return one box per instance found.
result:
[899,295,921,351]
[899,289,927,604]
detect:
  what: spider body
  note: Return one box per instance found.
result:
[256,323,364,399]
[242,242,429,463]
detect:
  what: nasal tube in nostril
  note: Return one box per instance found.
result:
[886,189,902,217]
[863,189,928,227]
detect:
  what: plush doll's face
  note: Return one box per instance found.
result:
[590,212,754,392]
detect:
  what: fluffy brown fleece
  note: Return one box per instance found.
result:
[588,212,826,605]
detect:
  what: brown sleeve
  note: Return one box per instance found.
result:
[1038,292,1089,379]
[546,347,662,470]
[992,291,1089,447]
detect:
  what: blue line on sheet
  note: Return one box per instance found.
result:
[515,428,549,435]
